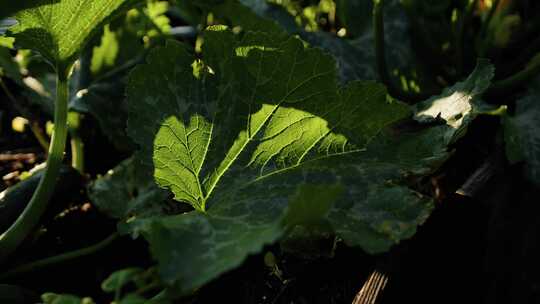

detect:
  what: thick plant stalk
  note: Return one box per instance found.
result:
[0,70,70,263]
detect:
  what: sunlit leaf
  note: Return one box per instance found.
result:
[120,25,492,292]
[8,0,139,70]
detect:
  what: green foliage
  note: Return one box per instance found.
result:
[90,1,171,77]
[8,0,139,71]
[504,77,540,185]
[89,157,169,220]
[119,22,495,292]
[0,46,21,83]
[41,267,169,304]
[335,0,372,36]
[3,1,171,149]
[3,0,538,301]
[128,27,410,212]
[42,293,95,304]
[414,59,495,143]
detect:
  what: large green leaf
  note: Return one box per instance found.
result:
[7,0,139,70]
[122,24,495,293]
[128,27,410,212]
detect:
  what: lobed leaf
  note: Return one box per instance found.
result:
[122,25,490,292]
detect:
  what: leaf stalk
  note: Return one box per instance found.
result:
[0,69,70,263]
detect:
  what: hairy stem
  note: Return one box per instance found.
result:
[0,233,119,280]
[0,70,70,263]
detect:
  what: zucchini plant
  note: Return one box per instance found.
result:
[0,0,539,302]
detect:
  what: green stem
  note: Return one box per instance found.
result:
[69,112,84,173]
[68,51,93,174]
[0,70,70,263]
[478,0,500,57]
[372,0,427,103]
[0,233,118,280]
[489,53,540,94]
[483,0,500,33]
[456,0,479,77]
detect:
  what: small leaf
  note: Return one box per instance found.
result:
[101,267,144,293]
[414,59,495,143]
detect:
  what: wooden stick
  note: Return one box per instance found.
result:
[352,268,389,304]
